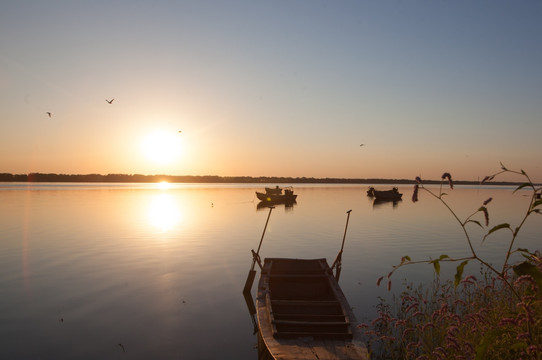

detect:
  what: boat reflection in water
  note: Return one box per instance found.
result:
[257,200,297,211]
[372,198,402,208]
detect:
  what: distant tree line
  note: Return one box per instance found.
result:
[0,172,523,185]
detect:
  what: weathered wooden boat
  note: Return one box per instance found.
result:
[243,208,367,360]
[256,187,297,203]
[256,258,367,359]
[372,187,402,201]
[265,186,283,196]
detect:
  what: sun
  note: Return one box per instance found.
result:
[141,130,182,164]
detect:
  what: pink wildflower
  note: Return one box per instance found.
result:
[422,323,435,331]
[394,319,406,328]
[447,326,459,336]
[527,345,540,355]
[498,317,517,326]
[446,336,460,350]
[432,347,447,358]
[514,274,536,287]
[405,302,419,313]
[453,299,467,307]
[441,172,454,189]
[380,335,396,341]
[412,311,424,318]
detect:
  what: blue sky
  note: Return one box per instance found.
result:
[1,1,541,181]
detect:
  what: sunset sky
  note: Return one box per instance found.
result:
[1,1,541,182]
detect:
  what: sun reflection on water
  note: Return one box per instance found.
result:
[147,193,181,232]
[156,181,171,190]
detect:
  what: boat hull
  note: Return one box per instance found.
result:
[372,189,402,201]
[256,258,367,360]
[256,192,297,203]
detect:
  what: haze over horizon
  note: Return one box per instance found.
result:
[1,1,541,182]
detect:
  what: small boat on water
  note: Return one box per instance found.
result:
[243,209,368,360]
[256,258,367,360]
[371,187,402,201]
[256,187,297,203]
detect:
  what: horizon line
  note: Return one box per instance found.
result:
[0,172,529,186]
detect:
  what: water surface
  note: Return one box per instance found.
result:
[1,183,539,359]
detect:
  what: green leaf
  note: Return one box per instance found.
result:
[513,183,532,193]
[513,261,542,288]
[475,329,498,360]
[487,223,510,236]
[532,199,542,209]
[500,162,508,171]
[510,341,527,351]
[431,260,441,276]
[454,260,469,288]
[439,254,449,260]
[466,220,483,228]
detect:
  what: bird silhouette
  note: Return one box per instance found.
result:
[46,112,52,118]
[360,144,364,147]
[106,99,114,104]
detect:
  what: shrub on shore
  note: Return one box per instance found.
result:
[362,164,542,359]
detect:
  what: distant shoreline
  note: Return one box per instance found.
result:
[0,172,528,186]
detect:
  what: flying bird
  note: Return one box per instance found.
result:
[106,99,114,104]
[360,144,364,147]
[46,112,52,118]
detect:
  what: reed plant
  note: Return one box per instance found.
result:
[361,164,542,359]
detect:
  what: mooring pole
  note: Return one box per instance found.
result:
[243,206,274,294]
[331,209,352,281]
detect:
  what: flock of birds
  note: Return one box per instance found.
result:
[46,98,183,134]
[46,98,114,118]
[45,101,372,145]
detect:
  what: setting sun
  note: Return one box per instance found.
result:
[141,130,183,165]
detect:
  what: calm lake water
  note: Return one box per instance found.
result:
[1,183,540,359]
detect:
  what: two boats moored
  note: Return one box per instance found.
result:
[256,186,297,205]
